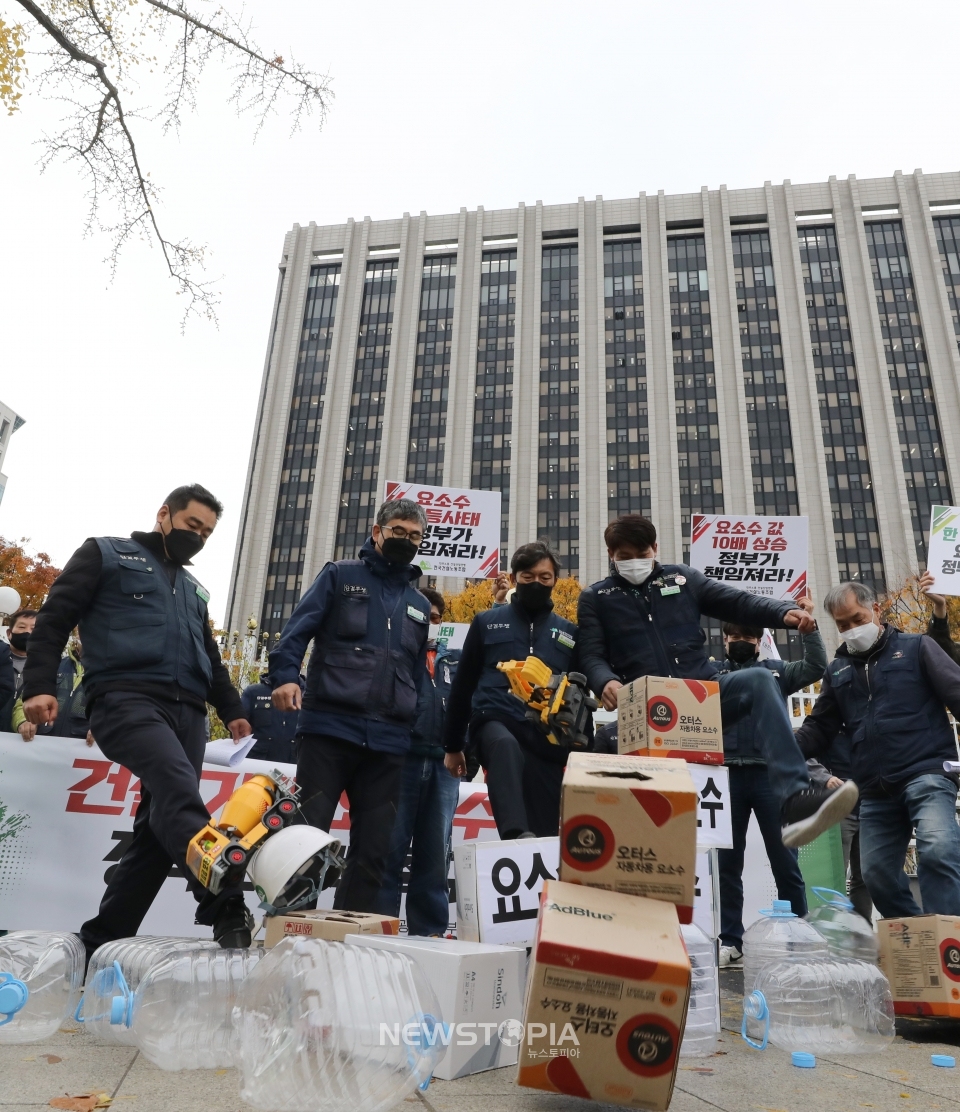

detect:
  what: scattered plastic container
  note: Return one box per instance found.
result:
[741,900,829,994]
[742,957,895,1055]
[236,936,446,1111]
[0,931,85,1044]
[127,948,262,1070]
[680,922,719,1057]
[806,887,878,964]
[78,936,218,1045]
[792,1051,816,1068]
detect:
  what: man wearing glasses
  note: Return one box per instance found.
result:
[269,498,431,912]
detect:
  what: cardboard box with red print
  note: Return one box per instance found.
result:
[617,676,723,765]
[877,914,960,1018]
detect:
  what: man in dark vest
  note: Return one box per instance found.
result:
[241,673,302,764]
[269,498,431,912]
[577,514,858,848]
[796,580,960,917]
[443,541,581,839]
[21,484,254,959]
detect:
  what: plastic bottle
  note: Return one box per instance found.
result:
[236,936,446,1111]
[78,936,219,1045]
[806,887,878,964]
[126,948,261,1070]
[0,931,85,1044]
[742,957,894,1054]
[741,899,829,994]
[680,923,719,1057]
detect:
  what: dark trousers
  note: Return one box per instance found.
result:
[474,720,566,839]
[79,692,239,957]
[296,733,404,912]
[718,763,808,950]
[840,812,873,922]
[249,735,297,765]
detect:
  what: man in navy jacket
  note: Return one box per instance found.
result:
[577,514,857,847]
[269,498,430,912]
[796,580,960,917]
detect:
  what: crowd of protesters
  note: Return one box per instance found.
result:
[4,491,959,954]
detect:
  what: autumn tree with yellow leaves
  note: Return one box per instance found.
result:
[442,578,583,624]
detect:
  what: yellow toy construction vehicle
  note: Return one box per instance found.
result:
[497,656,598,749]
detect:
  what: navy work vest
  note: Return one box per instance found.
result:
[302,559,430,725]
[826,629,958,789]
[80,537,213,700]
[243,681,299,744]
[471,602,578,722]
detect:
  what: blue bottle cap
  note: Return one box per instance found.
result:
[792,1052,816,1068]
[931,1054,955,1068]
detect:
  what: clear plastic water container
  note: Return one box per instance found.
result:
[742,957,894,1055]
[806,887,878,964]
[78,936,218,1044]
[0,931,85,1044]
[741,899,829,995]
[126,948,262,1070]
[236,936,446,1111]
[680,923,719,1057]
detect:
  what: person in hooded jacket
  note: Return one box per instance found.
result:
[796,580,960,917]
[269,498,431,912]
[443,541,582,839]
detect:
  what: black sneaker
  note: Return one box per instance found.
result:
[781,781,858,848]
[212,897,254,948]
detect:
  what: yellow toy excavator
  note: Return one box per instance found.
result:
[497,657,598,749]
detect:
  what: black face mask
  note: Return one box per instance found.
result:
[162,524,205,565]
[727,640,759,665]
[380,536,418,565]
[514,581,554,613]
[9,632,30,652]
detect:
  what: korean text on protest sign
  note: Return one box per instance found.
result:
[689,513,808,601]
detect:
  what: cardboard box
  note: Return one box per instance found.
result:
[455,836,559,947]
[518,879,690,1111]
[558,753,697,923]
[263,908,399,948]
[345,934,527,1080]
[617,677,723,765]
[877,914,960,1017]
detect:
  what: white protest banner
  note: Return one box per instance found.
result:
[688,762,733,850]
[927,505,960,594]
[383,479,500,579]
[436,622,470,651]
[693,850,720,939]
[689,513,808,602]
[0,734,499,936]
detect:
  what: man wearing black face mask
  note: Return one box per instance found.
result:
[269,498,431,912]
[714,607,827,966]
[21,484,253,961]
[442,541,582,838]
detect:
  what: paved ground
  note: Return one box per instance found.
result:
[3,968,959,1112]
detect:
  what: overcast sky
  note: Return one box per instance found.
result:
[2,0,958,625]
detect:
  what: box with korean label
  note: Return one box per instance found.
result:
[877,914,960,1018]
[518,879,690,1111]
[263,908,400,948]
[617,676,723,765]
[558,753,697,923]
[455,836,559,947]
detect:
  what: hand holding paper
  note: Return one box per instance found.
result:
[205,734,258,767]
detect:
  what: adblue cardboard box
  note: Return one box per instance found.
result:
[263,908,399,948]
[518,879,690,1111]
[558,753,697,923]
[617,677,723,765]
[877,914,960,1017]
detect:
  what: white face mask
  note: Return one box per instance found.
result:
[615,558,655,586]
[838,620,881,654]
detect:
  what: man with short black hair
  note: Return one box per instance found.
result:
[22,483,253,958]
[2,608,36,731]
[577,514,857,848]
[442,541,581,838]
[269,498,431,912]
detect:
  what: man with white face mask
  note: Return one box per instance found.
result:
[796,581,960,917]
[578,514,858,847]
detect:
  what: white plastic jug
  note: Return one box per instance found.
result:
[0,931,85,1044]
[680,923,719,1057]
[127,948,262,1070]
[78,936,218,1044]
[806,887,878,963]
[742,957,894,1055]
[236,937,446,1111]
[741,899,829,994]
